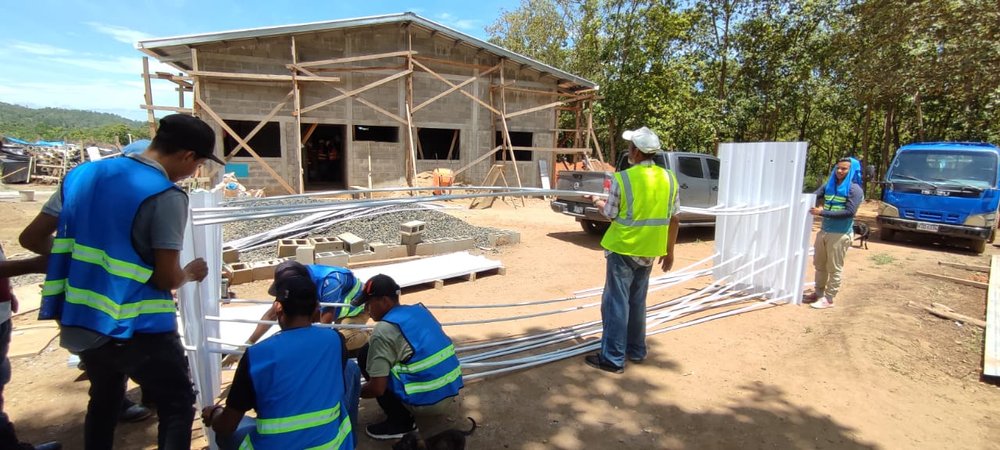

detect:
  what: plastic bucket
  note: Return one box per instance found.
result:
[432,168,454,195]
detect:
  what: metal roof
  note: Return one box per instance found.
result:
[136,12,597,90]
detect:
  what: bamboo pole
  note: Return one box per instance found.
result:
[498,61,524,206]
[142,57,157,136]
[291,36,305,194]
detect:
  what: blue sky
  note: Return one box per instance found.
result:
[0,0,512,121]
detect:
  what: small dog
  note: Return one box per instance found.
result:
[853,222,870,249]
[392,417,478,450]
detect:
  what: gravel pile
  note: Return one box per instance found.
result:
[223,201,507,263]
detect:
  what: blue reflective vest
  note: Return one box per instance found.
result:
[308,265,363,319]
[381,304,463,406]
[40,157,178,338]
[242,326,353,450]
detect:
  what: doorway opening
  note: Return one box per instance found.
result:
[302,124,347,190]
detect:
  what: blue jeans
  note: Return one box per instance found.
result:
[599,252,652,368]
[217,359,361,449]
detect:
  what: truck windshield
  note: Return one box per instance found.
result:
[888,151,997,189]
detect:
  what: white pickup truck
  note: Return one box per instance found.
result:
[550,151,720,235]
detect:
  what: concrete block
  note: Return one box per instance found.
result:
[348,250,377,264]
[489,231,521,247]
[295,245,316,264]
[445,237,475,253]
[225,263,253,285]
[222,247,240,264]
[370,242,391,260]
[400,220,426,234]
[337,232,368,254]
[309,237,343,253]
[414,240,440,256]
[386,244,408,259]
[251,260,281,281]
[316,251,349,267]
[277,239,298,258]
[400,231,424,246]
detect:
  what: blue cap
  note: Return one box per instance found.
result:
[122,139,151,155]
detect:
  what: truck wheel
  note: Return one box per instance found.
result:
[879,227,895,242]
[971,238,987,254]
[581,220,610,236]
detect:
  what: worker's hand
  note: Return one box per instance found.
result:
[184,258,209,283]
[201,404,222,427]
[221,353,242,369]
[659,254,674,272]
[809,207,823,216]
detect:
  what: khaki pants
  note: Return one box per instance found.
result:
[813,230,851,300]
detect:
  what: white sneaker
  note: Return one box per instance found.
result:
[810,298,834,309]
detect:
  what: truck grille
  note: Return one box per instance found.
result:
[901,209,961,224]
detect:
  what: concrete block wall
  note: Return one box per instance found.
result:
[194,22,571,193]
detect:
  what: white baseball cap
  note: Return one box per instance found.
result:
[621,127,661,154]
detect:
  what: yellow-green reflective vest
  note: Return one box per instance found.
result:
[600,163,677,257]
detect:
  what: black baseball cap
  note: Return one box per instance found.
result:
[154,114,223,165]
[272,273,318,307]
[268,260,310,297]
[351,274,400,307]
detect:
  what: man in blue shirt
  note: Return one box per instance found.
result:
[808,157,864,309]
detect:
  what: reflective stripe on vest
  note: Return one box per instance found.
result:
[256,404,342,435]
[382,304,463,406]
[600,164,676,257]
[51,238,154,283]
[392,344,456,375]
[240,417,352,450]
[824,194,847,211]
[336,279,364,319]
[395,365,463,396]
[43,281,174,319]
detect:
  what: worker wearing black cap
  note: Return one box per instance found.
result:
[356,274,464,443]
[19,113,222,449]
[202,273,356,450]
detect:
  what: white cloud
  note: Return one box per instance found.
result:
[0,77,181,122]
[86,22,153,45]
[48,55,177,75]
[435,13,480,32]
[6,41,71,56]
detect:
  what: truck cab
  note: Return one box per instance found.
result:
[876,142,1000,253]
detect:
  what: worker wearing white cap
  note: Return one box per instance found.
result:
[585,126,680,374]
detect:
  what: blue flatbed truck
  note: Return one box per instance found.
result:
[877,142,1000,254]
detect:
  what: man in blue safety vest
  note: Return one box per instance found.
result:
[202,272,356,450]
[224,260,370,365]
[19,114,221,449]
[356,274,464,443]
[585,126,680,374]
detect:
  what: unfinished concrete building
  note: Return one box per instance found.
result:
[136,12,600,194]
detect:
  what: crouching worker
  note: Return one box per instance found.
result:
[202,272,357,450]
[223,261,370,365]
[356,274,464,443]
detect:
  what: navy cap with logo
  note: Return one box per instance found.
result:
[351,274,400,307]
[154,114,223,165]
[268,260,310,297]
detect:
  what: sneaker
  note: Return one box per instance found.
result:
[810,298,834,309]
[585,354,624,374]
[365,420,415,440]
[119,403,153,423]
[803,292,823,304]
[627,356,644,363]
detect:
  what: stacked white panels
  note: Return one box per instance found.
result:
[713,142,813,305]
[177,191,224,449]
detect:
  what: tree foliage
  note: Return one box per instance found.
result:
[0,102,150,147]
[487,0,1000,187]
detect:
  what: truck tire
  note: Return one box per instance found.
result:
[879,227,895,242]
[971,238,987,254]
[581,220,610,236]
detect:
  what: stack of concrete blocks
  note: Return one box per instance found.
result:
[312,236,350,267]
[370,242,409,261]
[400,221,426,256]
[277,239,311,258]
[488,231,521,247]
[222,246,240,264]
[251,257,292,281]
[225,262,253,285]
[338,232,376,265]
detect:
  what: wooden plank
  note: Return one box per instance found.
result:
[916,271,987,289]
[412,55,494,71]
[196,99,296,194]
[142,57,157,136]
[187,70,341,83]
[511,146,590,153]
[908,302,986,328]
[412,63,501,113]
[291,36,305,194]
[224,90,295,162]
[301,123,318,144]
[453,145,502,177]
[938,261,990,272]
[298,69,411,116]
[985,255,1000,376]
[411,59,502,116]
[445,129,459,161]
[293,50,415,69]
[139,105,194,113]
[296,66,406,125]
[505,95,590,119]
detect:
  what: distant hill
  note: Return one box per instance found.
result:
[0,102,149,146]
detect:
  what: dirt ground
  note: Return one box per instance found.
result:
[3,189,1000,450]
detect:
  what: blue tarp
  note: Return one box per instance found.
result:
[4,137,65,147]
